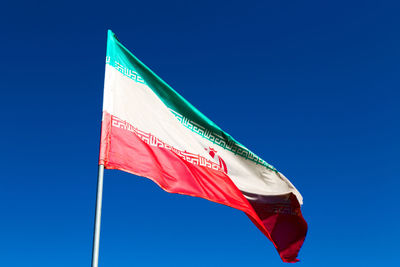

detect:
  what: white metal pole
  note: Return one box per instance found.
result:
[91,164,104,267]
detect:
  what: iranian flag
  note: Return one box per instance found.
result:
[99,30,307,263]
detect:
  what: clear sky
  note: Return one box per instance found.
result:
[1,1,399,266]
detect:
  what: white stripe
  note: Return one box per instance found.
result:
[103,65,303,204]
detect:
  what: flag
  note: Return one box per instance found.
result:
[99,30,307,263]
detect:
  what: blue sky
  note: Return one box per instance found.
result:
[1,0,399,266]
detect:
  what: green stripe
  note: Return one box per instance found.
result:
[106,30,276,172]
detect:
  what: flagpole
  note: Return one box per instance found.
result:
[91,164,104,267]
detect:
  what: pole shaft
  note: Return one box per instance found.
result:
[91,164,105,267]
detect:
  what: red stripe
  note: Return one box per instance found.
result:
[99,112,306,262]
[244,192,307,263]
